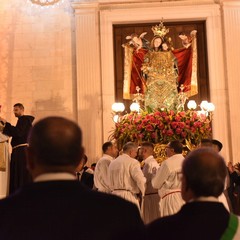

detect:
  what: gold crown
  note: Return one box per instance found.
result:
[151,21,169,38]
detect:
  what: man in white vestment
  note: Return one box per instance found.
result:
[108,142,146,210]
[94,141,118,193]
[152,140,185,217]
[140,142,160,224]
[147,148,240,240]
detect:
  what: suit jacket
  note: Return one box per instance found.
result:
[0,181,145,240]
[147,201,230,240]
[80,171,94,189]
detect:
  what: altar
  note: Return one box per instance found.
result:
[71,0,239,165]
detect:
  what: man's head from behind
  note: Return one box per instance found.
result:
[166,140,183,157]
[27,117,84,178]
[102,141,118,158]
[181,148,227,202]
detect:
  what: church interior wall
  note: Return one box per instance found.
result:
[0,0,239,197]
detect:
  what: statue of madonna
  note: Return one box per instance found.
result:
[123,21,198,112]
[142,36,179,111]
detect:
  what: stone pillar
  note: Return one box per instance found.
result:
[72,3,103,163]
[222,1,240,163]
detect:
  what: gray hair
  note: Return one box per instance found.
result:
[122,142,137,153]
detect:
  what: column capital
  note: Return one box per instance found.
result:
[71,2,99,13]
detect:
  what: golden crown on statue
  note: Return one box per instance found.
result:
[151,21,169,38]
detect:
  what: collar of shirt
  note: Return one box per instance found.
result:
[167,153,184,161]
[102,154,114,160]
[191,196,219,203]
[144,155,154,164]
[34,173,76,182]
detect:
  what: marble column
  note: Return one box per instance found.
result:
[72,2,103,163]
[222,1,240,163]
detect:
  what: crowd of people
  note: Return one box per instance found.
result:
[1,109,240,239]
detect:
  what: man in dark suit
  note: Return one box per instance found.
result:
[0,116,145,240]
[147,148,240,240]
[76,154,94,189]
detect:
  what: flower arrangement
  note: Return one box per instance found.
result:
[110,109,212,150]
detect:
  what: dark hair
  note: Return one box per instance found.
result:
[28,116,83,168]
[102,141,113,153]
[212,139,223,152]
[141,142,154,149]
[14,103,24,110]
[182,148,227,198]
[169,140,183,154]
[200,139,212,147]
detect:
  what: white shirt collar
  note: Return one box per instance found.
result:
[191,196,219,203]
[144,155,154,164]
[34,172,76,182]
[102,154,114,160]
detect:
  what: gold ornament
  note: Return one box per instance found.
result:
[151,21,169,38]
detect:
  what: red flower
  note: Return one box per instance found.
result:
[175,128,182,134]
[171,122,178,129]
[179,111,186,117]
[181,131,187,138]
[166,129,174,136]
[110,109,212,148]
[175,116,181,122]
[178,122,185,129]
[146,124,154,132]
[151,132,156,139]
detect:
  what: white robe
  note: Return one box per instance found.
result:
[152,153,185,217]
[108,153,146,209]
[94,154,113,193]
[142,155,160,224]
[0,132,9,198]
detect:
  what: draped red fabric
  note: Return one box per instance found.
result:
[172,47,193,93]
[130,48,148,94]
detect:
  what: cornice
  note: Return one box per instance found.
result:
[72,0,217,11]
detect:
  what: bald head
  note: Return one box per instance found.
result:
[181,148,227,201]
[27,117,84,173]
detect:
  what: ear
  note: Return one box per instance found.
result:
[80,146,85,160]
[170,148,175,154]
